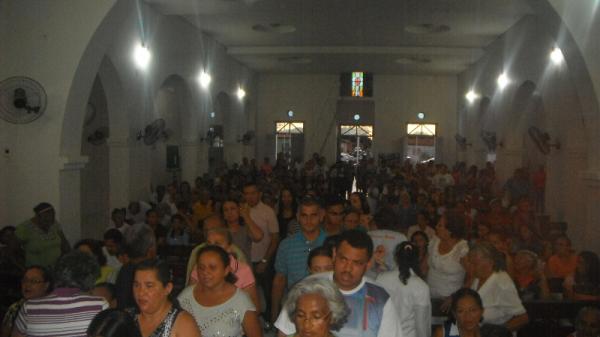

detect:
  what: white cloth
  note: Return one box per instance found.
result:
[427,237,469,298]
[275,272,404,337]
[368,229,407,270]
[249,202,279,262]
[102,246,122,270]
[470,271,526,326]
[178,286,256,337]
[376,269,431,337]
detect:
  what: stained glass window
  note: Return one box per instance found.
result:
[351,72,364,97]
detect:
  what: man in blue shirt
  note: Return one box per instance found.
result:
[270,196,327,323]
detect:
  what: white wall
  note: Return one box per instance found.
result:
[457,15,593,251]
[256,74,457,165]
[0,0,255,242]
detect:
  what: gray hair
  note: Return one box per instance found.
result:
[284,277,349,331]
[125,224,156,259]
[470,242,506,271]
[54,251,99,291]
[515,250,539,269]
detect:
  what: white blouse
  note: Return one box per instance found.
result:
[426,236,469,298]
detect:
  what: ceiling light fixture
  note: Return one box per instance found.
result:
[287,110,294,118]
[465,90,479,103]
[133,44,151,70]
[497,73,510,90]
[550,47,564,65]
[237,88,246,100]
[198,71,212,89]
[354,114,361,121]
[417,112,425,120]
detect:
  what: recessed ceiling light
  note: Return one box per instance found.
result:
[252,23,296,34]
[405,23,450,35]
[354,114,360,121]
[287,110,294,117]
[550,47,564,65]
[210,112,216,118]
[497,73,510,90]
[465,90,479,103]
[133,44,151,70]
[237,88,246,100]
[417,112,425,120]
[198,71,212,89]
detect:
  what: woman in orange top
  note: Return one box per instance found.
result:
[545,235,578,292]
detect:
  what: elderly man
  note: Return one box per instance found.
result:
[275,230,405,337]
[12,251,108,337]
[15,202,70,268]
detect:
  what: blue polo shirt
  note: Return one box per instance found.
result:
[274,229,327,287]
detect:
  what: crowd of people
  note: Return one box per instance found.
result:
[0,153,599,337]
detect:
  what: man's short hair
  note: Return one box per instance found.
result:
[33,202,54,215]
[103,228,123,244]
[336,230,374,259]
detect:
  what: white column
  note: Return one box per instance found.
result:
[59,156,88,244]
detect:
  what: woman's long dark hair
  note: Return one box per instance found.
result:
[277,187,298,217]
[395,241,421,284]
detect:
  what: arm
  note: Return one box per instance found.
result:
[432,326,444,337]
[505,312,529,332]
[270,273,287,323]
[174,311,201,337]
[242,310,263,337]
[414,303,432,337]
[243,284,261,313]
[241,209,264,242]
[256,232,280,274]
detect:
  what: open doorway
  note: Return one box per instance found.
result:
[405,123,436,163]
[275,121,304,165]
[338,124,373,164]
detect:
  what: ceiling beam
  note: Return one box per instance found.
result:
[227,46,484,58]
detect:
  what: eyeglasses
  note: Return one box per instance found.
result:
[22,278,45,285]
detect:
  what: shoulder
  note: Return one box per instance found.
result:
[177,285,195,302]
[174,311,200,336]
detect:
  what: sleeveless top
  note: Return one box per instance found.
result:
[127,305,181,337]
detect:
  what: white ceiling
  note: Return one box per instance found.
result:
[145,0,533,75]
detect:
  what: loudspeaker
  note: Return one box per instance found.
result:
[166,145,180,170]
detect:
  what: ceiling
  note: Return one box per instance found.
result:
[145,0,534,75]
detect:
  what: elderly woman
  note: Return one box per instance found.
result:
[12,251,108,337]
[283,277,350,337]
[127,260,199,337]
[1,266,52,337]
[510,250,550,301]
[468,242,529,332]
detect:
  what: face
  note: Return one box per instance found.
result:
[197,251,231,289]
[350,194,362,211]
[309,255,334,274]
[37,210,55,228]
[514,252,535,271]
[333,241,370,291]
[325,204,344,226]
[454,296,483,331]
[294,294,332,337]
[112,211,125,225]
[222,201,240,223]
[468,251,492,277]
[243,186,260,207]
[281,190,293,206]
[21,268,48,299]
[299,204,324,234]
[577,311,600,337]
[133,269,172,314]
[486,233,505,251]
[554,238,571,255]
[477,224,490,239]
[343,213,360,230]
[435,216,450,240]
[411,234,428,249]
[146,211,160,226]
[206,232,231,252]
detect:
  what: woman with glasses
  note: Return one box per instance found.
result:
[1,266,51,337]
[283,277,349,337]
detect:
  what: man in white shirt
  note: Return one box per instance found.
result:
[275,230,405,337]
[244,182,280,320]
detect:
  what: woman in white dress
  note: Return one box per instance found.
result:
[178,245,263,337]
[376,241,431,337]
[427,212,469,298]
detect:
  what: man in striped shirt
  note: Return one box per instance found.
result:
[13,251,108,337]
[270,195,327,323]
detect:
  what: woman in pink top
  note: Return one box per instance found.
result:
[189,227,260,311]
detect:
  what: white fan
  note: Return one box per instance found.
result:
[137,119,168,146]
[0,76,47,124]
